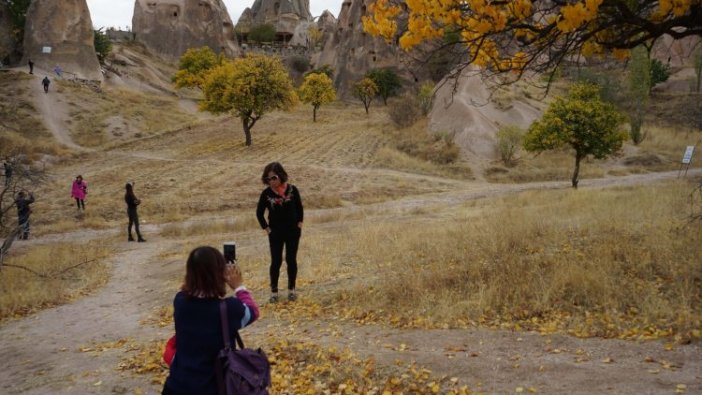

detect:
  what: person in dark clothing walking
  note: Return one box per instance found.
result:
[15,191,34,240]
[3,158,12,188]
[28,59,34,74]
[256,162,304,303]
[125,182,145,242]
[42,76,50,93]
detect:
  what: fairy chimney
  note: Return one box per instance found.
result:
[21,0,102,81]
[236,0,312,43]
[316,0,418,97]
[132,0,239,59]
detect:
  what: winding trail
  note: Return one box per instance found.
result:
[0,168,701,394]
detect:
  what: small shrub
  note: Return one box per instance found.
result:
[388,93,422,128]
[418,81,434,115]
[288,55,311,74]
[496,125,524,166]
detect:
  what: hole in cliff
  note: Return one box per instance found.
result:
[173,12,178,17]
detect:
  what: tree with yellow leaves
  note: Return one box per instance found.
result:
[172,47,221,89]
[298,73,336,122]
[353,78,379,115]
[364,0,702,80]
[200,54,297,146]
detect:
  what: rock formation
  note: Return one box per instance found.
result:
[235,0,312,44]
[21,0,102,81]
[429,68,543,163]
[0,2,15,65]
[132,0,239,60]
[315,0,421,97]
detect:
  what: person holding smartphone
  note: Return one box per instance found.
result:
[125,181,145,242]
[162,246,259,395]
[256,162,304,303]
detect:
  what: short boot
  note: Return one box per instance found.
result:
[128,235,135,242]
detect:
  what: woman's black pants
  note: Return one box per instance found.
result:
[268,228,301,293]
[127,208,142,239]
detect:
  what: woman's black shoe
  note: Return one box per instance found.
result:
[128,236,135,242]
[138,238,146,242]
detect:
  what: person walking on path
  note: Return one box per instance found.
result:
[15,191,35,240]
[162,246,259,395]
[71,175,87,210]
[125,182,145,242]
[53,64,62,78]
[28,59,34,74]
[256,162,304,303]
[42,76,50,93]
[3,158,12,188]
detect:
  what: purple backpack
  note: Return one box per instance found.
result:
[216,300,271,395]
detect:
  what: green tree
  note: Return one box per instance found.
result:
[417,81,434,115]
[353,78,378,115]
[298,73,336,122]
[200,54,297,146]
[694,46,702,93]
[305,64,334,79]
[248,24,276,44]
[93,28,112,65]
[650,59,671,90]
[626,46,651,145]
[172,47,220,89]
[524,83,626,189]
[496,125,524,167]
[366,68,401,105]
[6,0,31,41]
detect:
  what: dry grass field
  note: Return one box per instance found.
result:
[1,59,701,394]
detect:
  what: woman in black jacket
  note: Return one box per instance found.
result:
[125,182,145,242]
[256,162,303,303]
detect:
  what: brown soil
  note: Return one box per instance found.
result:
[0,169,700,395]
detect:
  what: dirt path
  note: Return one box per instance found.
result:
[25,74,86,152]
[1,170,701,394]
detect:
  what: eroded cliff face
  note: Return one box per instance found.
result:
[0,2,16,64]
[236,0,312,41]
[132,0,239,60]
[316,0,420,97]
[21,0,102,80]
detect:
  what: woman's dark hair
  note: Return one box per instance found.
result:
[182,246,227,298]
[125,183,135,200]
[261,162,289,185]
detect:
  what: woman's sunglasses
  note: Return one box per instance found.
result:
[265,175,280,182]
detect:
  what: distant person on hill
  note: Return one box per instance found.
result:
[71,175,87,210]
[28,59,34,74]
[256,162,304,303]
[162,246,259,395]
[54,64,62,78]
[15,191,34,240]
[3,157,12,188]
[125,181,145,242]
[42,76,50,93]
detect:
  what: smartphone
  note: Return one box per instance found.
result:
[223,242,236,263]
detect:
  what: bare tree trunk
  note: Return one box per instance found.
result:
[572,154,582,189]
[242,118,253,146]
[313,105,317,122]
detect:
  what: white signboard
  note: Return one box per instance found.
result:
[42,46,52,54]
[682,146,695,164]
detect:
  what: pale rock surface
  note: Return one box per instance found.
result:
[21,0,102,81]
[316,0,416,97]
[429,69,544,164]
[236,0,312,40]
[132,0,239,60]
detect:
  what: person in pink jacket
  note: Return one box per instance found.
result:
[71,175,87,210]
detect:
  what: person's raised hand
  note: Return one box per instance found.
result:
[224,263,243,290]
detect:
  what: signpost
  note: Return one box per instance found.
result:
[678,146,695,178]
